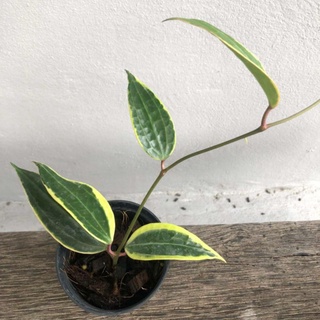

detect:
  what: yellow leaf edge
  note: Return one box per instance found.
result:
[35,162,115,245]
[125,222,226,262]
[164,17,280,108]
[11,163,106,254]
[126,70,176,160]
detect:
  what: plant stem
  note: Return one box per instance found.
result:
[112,98,319,266]
[112,128,262,265]
[268,99,320,128]
[166,99,320,172]
[165,127,262,172]
[261,105,272,130]
[112,171,164,266]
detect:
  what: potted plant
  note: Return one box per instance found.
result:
[12,18,319,315]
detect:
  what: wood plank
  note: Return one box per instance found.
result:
[1,221,320,319]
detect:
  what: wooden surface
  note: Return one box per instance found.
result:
[1,221,320,319]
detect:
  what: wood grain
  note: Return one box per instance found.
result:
[1,221,320,319]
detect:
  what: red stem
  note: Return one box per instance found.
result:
[107,244,126,258]
[261,105,272,130]
[161,160,166,176]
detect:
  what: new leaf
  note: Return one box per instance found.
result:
[125,223,226,261]
[165,18,280,108]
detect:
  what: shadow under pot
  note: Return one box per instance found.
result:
[56,200,170,316]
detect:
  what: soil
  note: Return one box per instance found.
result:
[65,210,166,310]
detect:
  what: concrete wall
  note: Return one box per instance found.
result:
[1,0,319,230]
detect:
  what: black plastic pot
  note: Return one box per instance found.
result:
[56,200,169,315]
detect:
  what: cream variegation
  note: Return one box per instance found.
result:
[165,18,280,108]
[127,70,176,160]
[12,164,108,253]
[35,163,115,245]
[125,223,226,261]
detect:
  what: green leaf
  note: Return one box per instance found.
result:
[126,70,176,160]
[125,222,226,261]
[35,162,115,245]
[12,164,107,253]
[165,17,280,108]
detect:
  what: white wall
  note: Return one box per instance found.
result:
[1,0,319,230]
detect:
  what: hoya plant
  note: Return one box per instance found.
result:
[13,18,319,268]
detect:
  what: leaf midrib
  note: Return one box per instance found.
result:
[131,79,170,158]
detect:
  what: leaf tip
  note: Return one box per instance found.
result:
[162,17,180,23]
[11,162,26,175]
[10,162,18,169]
[162,17,174,23]
[33,162,48,174]
[125,69,134,80]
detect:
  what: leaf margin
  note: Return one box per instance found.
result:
[126,70,176,160]
[125,222,226,261]
[35,162,115,245]
[164,17,280,108]
[11,163,108,254]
